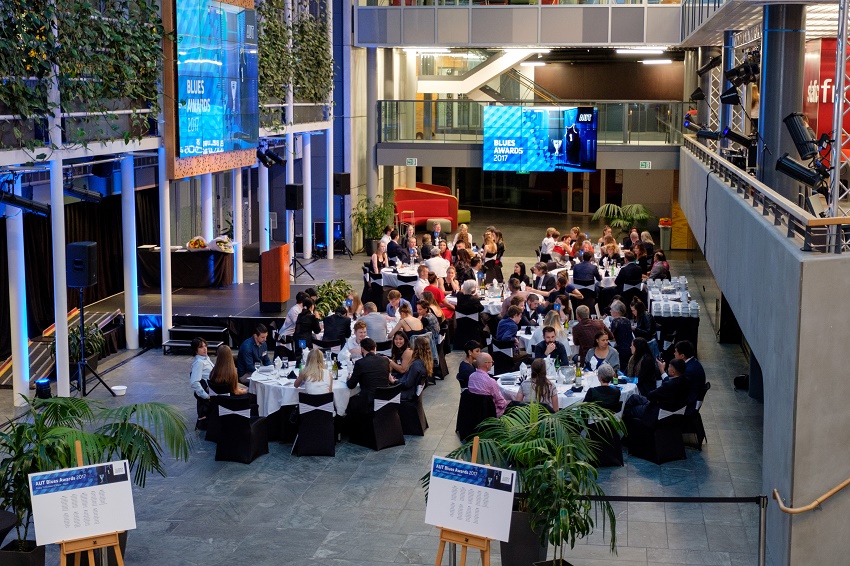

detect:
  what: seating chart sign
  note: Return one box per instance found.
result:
[424,456,515,541]
[28,461,136,545]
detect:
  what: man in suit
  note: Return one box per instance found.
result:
[571,305,614,361]
[322,306,352,342]
[658,340,706,413]
[387,230,403,262]
[614,250,644,288]
[533,326,570,366]
[573,251,602,283]
[583,363,621,410]
[622,229,639,250]
[625,358,689,425]
[525,294,544,324]
[293,298,322,352]
[346,338,391,414]
[529,262,556,294]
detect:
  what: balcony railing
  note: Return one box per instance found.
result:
[380,99,691,146]
[361,0,680,5]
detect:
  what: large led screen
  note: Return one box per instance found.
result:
[176,0,259,157]
[483,106,598,172]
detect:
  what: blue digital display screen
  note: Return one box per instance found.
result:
[482,106,598,172]
[176,0,259,157]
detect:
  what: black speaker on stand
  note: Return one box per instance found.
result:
[285,184,315,280]
[66,242,115,397]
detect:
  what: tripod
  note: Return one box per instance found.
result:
[334,238,354,260]
[72,287,115,397]
[291,254,315,281]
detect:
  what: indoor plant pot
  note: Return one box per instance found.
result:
[500,506,547,566]
[350,193,395,254]
[0,541,45,566]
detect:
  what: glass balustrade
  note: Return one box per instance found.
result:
[361,0,679,6]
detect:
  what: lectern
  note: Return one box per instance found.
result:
[259,244,290,312]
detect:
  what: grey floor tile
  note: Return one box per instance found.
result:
[627,521,668,549]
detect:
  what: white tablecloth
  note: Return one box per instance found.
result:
[515,326,579,357]
[380,266,418,288]
[549,267,616,289]
[249,368,359,417]
[445,295,502,316]
[496,370,636,411]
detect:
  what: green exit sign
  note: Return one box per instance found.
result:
[640,161,652,170]
[405,158,418,166]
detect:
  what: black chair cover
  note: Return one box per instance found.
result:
[293,392,336,456]
[348,384,405,451]
[215,395,269,464]
[625,413,686,464]
[456,390,497,441]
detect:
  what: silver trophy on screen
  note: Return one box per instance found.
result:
[231,80,237,113]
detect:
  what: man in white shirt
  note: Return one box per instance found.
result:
[340,321,368,363]
[425,247,449,278]
[413,264,430,299]
[379,225,392,246]
[280,291,306,336]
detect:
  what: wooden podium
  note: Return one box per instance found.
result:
[259,244,291,313]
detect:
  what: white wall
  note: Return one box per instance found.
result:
[621,169,674,219]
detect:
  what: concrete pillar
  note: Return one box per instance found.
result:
[757,5,806,202]
[683,50,698,102]
[719,31,737,149]
[697,46,721,132]
[157,146,172,331]
[405,51,418,187]
[120,155,139,350]
[50,159,70,397]
[258,160,270,253]
[366,47,379,200]
[326,128,334,259]
[285,0,294,188]
[231,167,243,284]
[422,167,432,184]
[7,175,30,405]
[200,172,213,242]
[303,133,313,260]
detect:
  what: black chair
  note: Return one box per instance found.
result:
[204,392,229,443]
[434,321,449,380]
[587,402,624,467]
[454,310,483,349]
[489,339,515,376]
[398,284,416,305]
[348,384,405,450]
[369,275,385,310]
[375,340,393,357]
[400,380,429,436]
[214,395,269,464]
[620,283,647,310]
[292,392,336,456]
[405,328,428,344]
[682,382,711,450]
[274,334,297,362]
[456,389,497,441]
[626,408,687,464]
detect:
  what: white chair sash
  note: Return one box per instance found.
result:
[416,384,425,397]
[492,345,513,357]
[573,283,596,291]
[623,283,645,292]
[218,407,250,418]
[374,393,401,411]
[299,401,335,415]
[208,390,229,397]
[695,400,702,411]
[658,406,686,420]
[455,312,479,321]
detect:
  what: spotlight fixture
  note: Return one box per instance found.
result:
[783,113,818,161]
[775,153,824,187]
[690,87,705,101]
[0,191,50,216]
[720,86,741,106]
[256,147,273,168]
[683,117,703,133]
[725,61,759,86]
[696,129,721,140]
[696,55,722,77]
[64,186,103,204]
[265,149,286,166]
[722,128,753,148]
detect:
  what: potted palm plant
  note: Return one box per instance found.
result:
[421,403,623,566]
[48,323,106,379]
[592,203,655,236]
[0,396,191,565]
[350,192,396,255]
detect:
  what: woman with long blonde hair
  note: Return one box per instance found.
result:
[294,349,332,394]
[391,336,433,401]
[453,223,471,249]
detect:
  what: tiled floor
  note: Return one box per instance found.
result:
[0,207,762,565]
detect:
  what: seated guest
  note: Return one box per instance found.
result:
[546,274,583,307]
[438,240,452,263]
[406,236,419,264]
[389,303,424,337]
[634,242,650,274]
[584,331,620,372]
[413,264,430,298]
[346,293,363,318]
[209,345,248,395]
[531,311,570,347]
[469,256,484,283]
[386,230,403,262]
[432,221,444,244]
[236,324,272,383]
[388,331,413,376]
[533,326,570,366]
[624,358,689,425]
[567,226,580,246]
[426,247,450,279]
[421,291,445,322]
[529,262,556,294]
[360,302,389,341]
[405,223,416,242]
[549,295,572,326]
[630,299,655,341]
[516,358,559,411]
[540,227,556,262]
[189,338,213,426]
[608,300,633,365]
[583,363,621,409]
[657,340,706,411]
[345,338,391,414]
[622,228,640,250]
[385,289,411,319]
[391,336,432,401]
[380,225,392,245]
[453,223,471,250]
[294,349,332,394]
[496,306,523,343]
[551,233,569,262]
[628,337,661,396]
[420,233,435,262]
[424,273,447,308]
[500,278,529,317]
[370,240,389,274]
[648,251,671,280]
[571,305,613,361]
[340,321,368,363]
[601,243,623,266]
[525,293,544,323]
[457,340,481,388]
[573,251,602,283]
[416,300,441,363]
[509,295,534,328]
[322,306,352,342]
[570,233,587,260]
[442,266,460,295]
[293,298,322,350]
[597,225,613,246]
[640,231,655,259]
[615,250,644,288]
[456,279,484,313]
[467,354,507,417]
[280,292,307,336]
[510,262,531,287]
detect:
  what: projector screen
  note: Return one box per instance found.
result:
[483,106,598,173]
[175,0,259,157]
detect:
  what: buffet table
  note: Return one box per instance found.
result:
[137,246,234,288]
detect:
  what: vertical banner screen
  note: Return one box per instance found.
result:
[483,106,598,172]
[176,0,259,157]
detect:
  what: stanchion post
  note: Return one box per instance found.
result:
[758,495,767,566]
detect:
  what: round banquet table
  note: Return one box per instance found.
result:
[549,266,616,289]
[380,266,418,288]
[249,367,359,417]
[444,294,502,316]
[496,370,636,412]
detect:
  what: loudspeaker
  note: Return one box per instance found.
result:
[333,172,350,196]
[67,242,97,288]
[285,184,303,210]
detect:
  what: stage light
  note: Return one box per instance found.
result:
[64,186,103,204]
[722,128,753,148]
[725,62,759,86]
[256,148,273,168]
[690,87,705,101]
[696,56,721,76]
[265,149,286,166]
[683,116,703,133]
[783,113,818,161]
[776,153,823,187]
[0,191,50,216]
[35,378,51,399]
[720,87,741,106]
[696,129,721,140]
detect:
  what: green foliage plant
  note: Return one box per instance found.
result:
[257,0,292,130]
[351,192,396,242]
[48,323,106,364]
[314,279,353,319]
[291,0,333,104]
[591,203,655,234]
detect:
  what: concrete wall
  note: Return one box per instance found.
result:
[621,169,674,219]
[679,147,850,565]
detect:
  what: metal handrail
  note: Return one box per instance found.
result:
[773,478,850,514]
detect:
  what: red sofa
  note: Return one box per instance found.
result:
[415,182,452,195]
[394,187,458,230]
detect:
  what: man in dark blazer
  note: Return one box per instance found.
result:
[626,358,689,425]
[614,251,644,288]
[346,338,391,414]
[322,306,352,342]
[583,363,621,410]
[667,340,706,413]
[573,251,602,283]
[386,230,404,262]
[530,262,556,294]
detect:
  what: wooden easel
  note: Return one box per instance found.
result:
[434,437,492,566]
[58,441,126,566]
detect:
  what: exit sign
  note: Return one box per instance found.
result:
[639,161,652,170]
[406,158,418,166]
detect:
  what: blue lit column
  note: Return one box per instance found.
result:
[50,158,71,397]
[258,159,270,253]
[6,175,30,405]
[121,154,139,349]
[200,172,213,242]
[303,133,313,260]
[231,167,243,283]
[158,147,173,331]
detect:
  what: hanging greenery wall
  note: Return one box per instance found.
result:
[291,0,333,104]
[257,0,293,108]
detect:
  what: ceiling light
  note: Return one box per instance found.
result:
[642,59,672,65]
[617,49,664,55]
[520,62,545,67]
